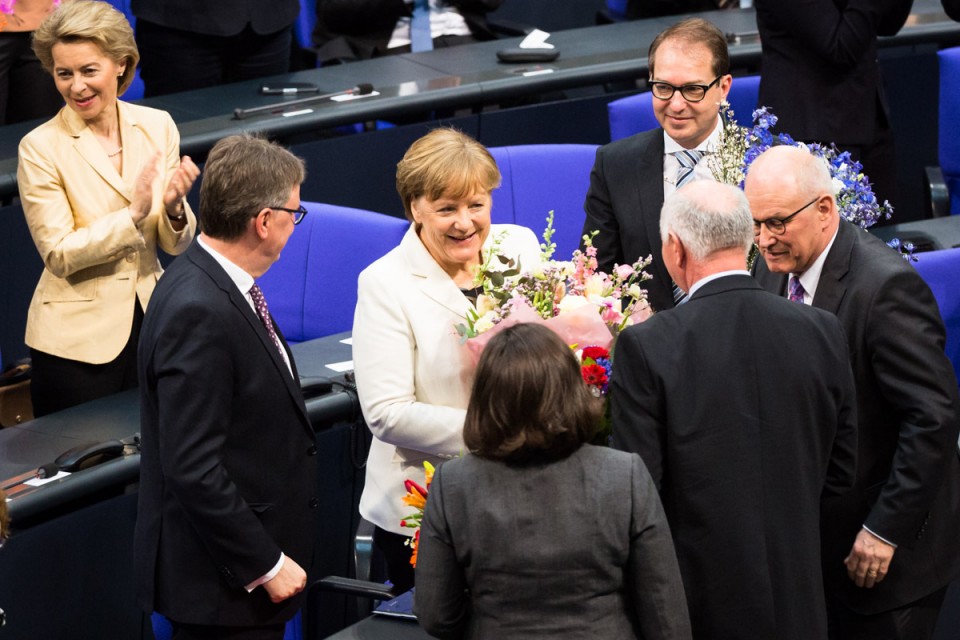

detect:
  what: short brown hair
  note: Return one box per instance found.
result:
[648,17,730,79]
[199,134,306,241]
[464,323,600,464]
[33,0,140,96]
[395,127,500,222]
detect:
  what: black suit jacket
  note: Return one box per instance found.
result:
[582,129,676,313]
[612,275,858,639]
[754,221,960,614]
[131,0,299,37]
[945,0,960,21]
[754,0,912,146]
[134,242,318,626]
[312,0,502,64]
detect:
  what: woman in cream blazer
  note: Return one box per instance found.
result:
[17,2,198,415]
[352,128,541,592]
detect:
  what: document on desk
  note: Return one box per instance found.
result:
[373,588,417,620]
[325,360,353,373]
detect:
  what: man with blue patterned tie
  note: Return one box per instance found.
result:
[582,18,734,312]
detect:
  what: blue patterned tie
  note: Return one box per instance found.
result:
[788,276,806,304]
[411,0,433,52]
[670,150,704,305]
[674,149,704,188]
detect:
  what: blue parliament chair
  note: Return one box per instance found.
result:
[912,247,960,385]
[607,74,761,142]
[925,46,960,217]
[151,612,302,640]
[257,202,409,342]
[488,144,599,258]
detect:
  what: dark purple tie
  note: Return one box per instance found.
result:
[788,276,806,304]
[249,284,285,358]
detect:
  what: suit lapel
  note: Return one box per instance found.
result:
[188,244,311,429]
[637,132,666,272]
[811,222,853,314]
[62,107,130,200]
[401,226,473,317]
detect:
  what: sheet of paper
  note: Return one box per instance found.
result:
[325,360,354,373]
[24,470,70,486]
[520,29,554,49]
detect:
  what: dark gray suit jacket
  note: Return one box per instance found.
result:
[414,446,692,640]
[755,221,960,614]
[135,242,318,626]
[582,129,675,313]
[612,275,858,639]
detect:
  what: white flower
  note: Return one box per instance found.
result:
[556,294,592,314]
[473,312,497,334]
[583,273,606,298]
[627,284,643,299]
[475,294,496,316]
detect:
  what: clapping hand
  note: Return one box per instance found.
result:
[129,152,200,223]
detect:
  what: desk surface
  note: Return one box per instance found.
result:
[0,332,357,523]
[0,1,956,197]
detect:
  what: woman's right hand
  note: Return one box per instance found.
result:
[129,151,162,224]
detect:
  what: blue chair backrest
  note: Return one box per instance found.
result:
[938,47,960,215]
[607,75,761,142]
[488,144,598,258]
[152,612,302,640]
[257,202,409,342]
[607,0,628,18]
[294,0,318,50]
[913,247,960,385]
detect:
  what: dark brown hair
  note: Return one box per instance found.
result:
[464,323,600,464]
[648,17,730,78]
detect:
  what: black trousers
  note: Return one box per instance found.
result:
[29,302,143,417]
[373,526,415,595]
[135,20,292,98]
[0,31,63,125]
[170,621,285,640]
[827,585,948,640]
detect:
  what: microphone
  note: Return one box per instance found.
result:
[233,84,375,120]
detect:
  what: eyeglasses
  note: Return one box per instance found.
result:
[271,204,308,225]
[753,197,819,236]
[649,76,722,102]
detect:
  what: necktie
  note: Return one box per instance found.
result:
[411,0,434,52]
[670,150,704,305]
[249,284,286,359]
[674,149,704,189]
[788,276,806,304]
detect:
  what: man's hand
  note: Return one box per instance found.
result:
[262,556,307,603]
[844,528,896,588]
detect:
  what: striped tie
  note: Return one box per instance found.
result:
[671,149,704,305]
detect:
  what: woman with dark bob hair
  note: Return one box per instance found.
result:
[414,323,692,639]
[18,1,198,416]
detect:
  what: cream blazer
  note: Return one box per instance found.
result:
[353,223,541,535]
[17,101,196,364]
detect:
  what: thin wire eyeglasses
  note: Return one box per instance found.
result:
[649,75,722,102]
[270,205,308,225]
[753,197,820,236]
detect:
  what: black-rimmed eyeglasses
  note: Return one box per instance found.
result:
[649,75,722,102]
[271,205,308,225]
[753,197,819,236]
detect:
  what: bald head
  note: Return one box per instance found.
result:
[661,180,754,261]
[744,146,839,275]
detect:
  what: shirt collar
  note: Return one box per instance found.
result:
[793,226,839,303]
[687,269,750,299]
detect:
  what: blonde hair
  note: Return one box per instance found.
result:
[33,0,140,96]
[395,127,500,222]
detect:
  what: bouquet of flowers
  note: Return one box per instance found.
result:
[399,460,435,568]
[708,103,894,230]
[456,213,653,349]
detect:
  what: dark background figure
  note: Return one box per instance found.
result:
[312,0,502,65]
[135,134,316,640]
[416,322,692,640]
[611,180,858,639]
[130,0,300,97]
[0,0,62,125]
[20,0,197,417]
[625,0,720,19]
[753,0,913,213]
[944,0,960,20]
[747,145,960,640]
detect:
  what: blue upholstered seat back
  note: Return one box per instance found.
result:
[488,144,598,258]
[913,247,960,385]
[938,47,960,215]
[257,202,409,342]
[607,75,761,142]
